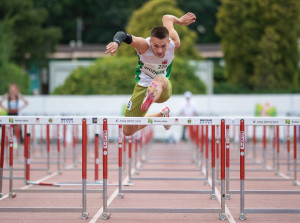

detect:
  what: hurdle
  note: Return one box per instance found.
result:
[101,117,227,220]
[0,116,101,219]
[236,117,300,220]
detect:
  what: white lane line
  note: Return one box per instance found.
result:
[0,193,9,200]
[89,176,129,223]
[207,176,236,223]
[0,165,73,201]
[201,165,236,223]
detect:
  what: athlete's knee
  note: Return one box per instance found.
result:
[153,76,167,90]
[153,76,167,84]
[123,126,135,136]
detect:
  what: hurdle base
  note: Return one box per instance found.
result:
[81,211,89,220]
[118,193,124,199]
[225,194,231,200]
[102,212,111,220]
[245,208,300,214]
[239,212,246,221]
[108,207,221,213]
[9,192,16,198]
[220,212,227,220]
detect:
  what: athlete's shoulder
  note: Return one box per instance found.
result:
[169,38,175,51]
[137,37,151,56]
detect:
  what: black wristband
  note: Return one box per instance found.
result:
[113,31,132,46]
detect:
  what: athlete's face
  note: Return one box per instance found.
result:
[150,36,170,58]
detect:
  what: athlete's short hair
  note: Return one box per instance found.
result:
[150,26,169,39]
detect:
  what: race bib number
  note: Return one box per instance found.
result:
[141,62,168,78]
[127,100,132,110]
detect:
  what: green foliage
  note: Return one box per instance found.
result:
[177,0,221,43]
[216,0,300,92]
[117,0,199,59]
[0,63,30,95]
[53,57,136,95]
[0,0,61,66]
[213,60,226,83]
[33,0,145,44]
[171,59,206,94]
[53,57,206,95]
[34,0,220,44]
[0,19,15,65]
[0,9,30,94]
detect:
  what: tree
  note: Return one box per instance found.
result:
[34,0,221,44]
[0,18,15,66]
[177,0,221,43]
[0,0,61,66]
[33,0,145,44]
[216,0,300,92]
[0,12,30,94]
[117,0,200,59]
[0,63,30,95]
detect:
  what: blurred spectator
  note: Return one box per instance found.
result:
[33,88,39,96]
[0,83,28,116]
[0,83,28,144]
[180,91,198,141]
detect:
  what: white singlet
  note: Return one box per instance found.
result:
[135,37,175,87]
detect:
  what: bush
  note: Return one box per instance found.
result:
[53,56,206,95]
[0,63,30,94]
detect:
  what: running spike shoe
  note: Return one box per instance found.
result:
[141,81,158,112]
[161,107,171,130]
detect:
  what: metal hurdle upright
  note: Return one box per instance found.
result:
[237,117,300,220]
[101,117,227,220]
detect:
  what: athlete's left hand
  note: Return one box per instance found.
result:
[179,12,196,26]
[105,42,119,56]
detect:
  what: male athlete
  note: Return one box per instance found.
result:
[105,12,196,136]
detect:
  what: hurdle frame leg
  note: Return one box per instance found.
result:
[211,125,216,200]
[81,119,89,219]
[102,118,110,220]
[225,124,230,200]
[47,125,51,174]
[9,124,16,198]
[128,136,133,184]
[0,125,6,198]
[239,119,246,220]
[294,126,298,185]
[118,125,124,199]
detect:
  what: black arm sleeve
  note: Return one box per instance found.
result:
[113,31,132,46]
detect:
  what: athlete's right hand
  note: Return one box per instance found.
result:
[179,12,196,26]
[105,42,119,56]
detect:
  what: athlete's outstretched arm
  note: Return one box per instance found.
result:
[105,32,149,56]
[162,12,196,50]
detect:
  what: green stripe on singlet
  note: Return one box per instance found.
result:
[166,62,173,79]
[135,55,144,82]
